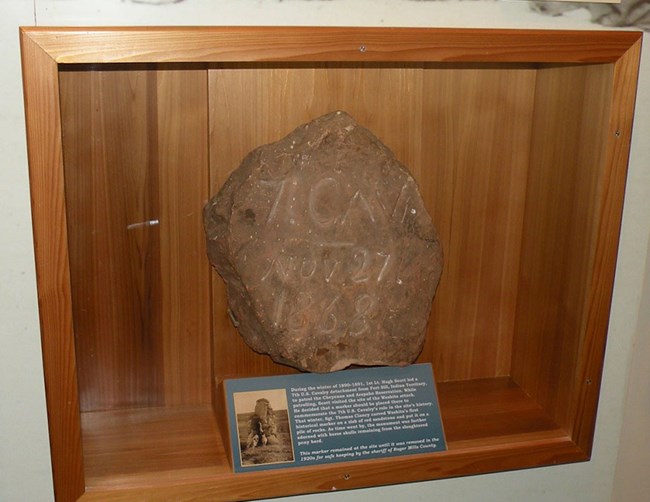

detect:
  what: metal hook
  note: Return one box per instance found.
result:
[127,219,160,230]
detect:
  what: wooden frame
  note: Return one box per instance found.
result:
[20,27,641,501]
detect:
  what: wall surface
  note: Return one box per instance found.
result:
[612,237,650,502]
[1,1,648,501]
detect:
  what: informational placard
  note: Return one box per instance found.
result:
[224,363,446,472]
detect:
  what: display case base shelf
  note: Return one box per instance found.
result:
[79,377,586,501]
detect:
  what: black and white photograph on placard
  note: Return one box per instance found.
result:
[232,388,295,467]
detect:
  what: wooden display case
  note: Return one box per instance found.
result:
[20,27,641,501]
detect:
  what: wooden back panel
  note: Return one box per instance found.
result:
[418,66,535,381]
[60,68,211,411]
[63,62,604,397]
[58,60,627,412]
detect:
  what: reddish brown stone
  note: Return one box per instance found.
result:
[204,111,442,372]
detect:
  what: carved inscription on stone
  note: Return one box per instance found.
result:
[204,111,443,372]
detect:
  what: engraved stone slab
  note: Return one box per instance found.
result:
[204,111,443,372]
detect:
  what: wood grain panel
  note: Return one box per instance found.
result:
[511,63,614,431]
[156,70,212,406]
[22,27,640,65]
[81,406,225,489]
[20,30,86,502]
[61,69,164,411]
[438,378,565,446]
[60,68,211,411]
[418,67,536,381]
[570,39,642,453]
[209,65,425,381]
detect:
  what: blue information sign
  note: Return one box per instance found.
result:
[224,363,446,472]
